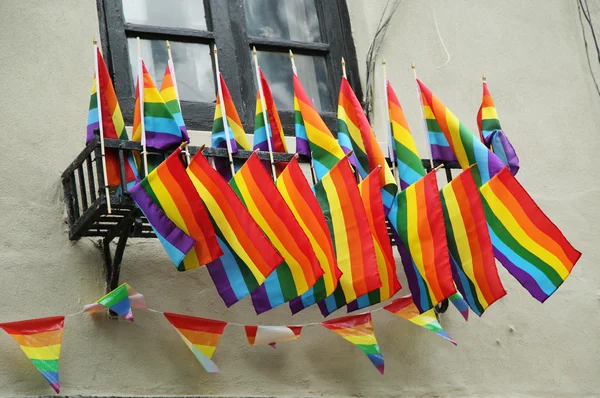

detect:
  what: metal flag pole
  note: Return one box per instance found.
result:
[213,45,236,177]
[382,59,400,186]
[137,37,149,177]
[412,62,435,171]
[166,40,190,164]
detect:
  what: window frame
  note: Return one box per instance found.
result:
[97,0,362,135]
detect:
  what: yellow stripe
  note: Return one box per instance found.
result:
[392,121,420,156]
[406,186,436,300]
[411,311,437,327]
[193,344,216,359]
[481,106,498,120]
[344,334,377,346]
[444,109,470,168]
[254,95,264,116]
[112,103,125,136]
[214,102,223,119]
[160,86,177,102]
[372,238,390,299]
[480,185,570,279]
[304,120,345,159]
[233,174,309,294]
[423,105,435,119]
[227,116,252,150]
[20,344,61,360]
[143,86,166,103]
[441,184,488,307]
[337,106,367,153]
[187,170,266,284]
[322,173,356,301]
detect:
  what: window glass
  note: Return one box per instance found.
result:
[244,0,321,42]
[122,0,207,30]
[127,38,214,103]
[256,51,331,112]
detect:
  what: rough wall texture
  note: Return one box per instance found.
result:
[0,0,598,396]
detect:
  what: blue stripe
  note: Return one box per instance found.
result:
[313,159,329,181]
[295,123,307,141]
[412,258,430,311]
[87,109,99,125]
[366,353,384,367]
[108,298,131,317]
[490,134,509,166]
[396,159,424,187]
[172,112,185,129]
[482,129,495,140]
[450,254,481,315]
[153,228,186,265]
[263,269,286,308]
[212,128,239,153]
[354,294,371,310]
[144,116,182,137]
[429,131,451,147]
[40,371,59,384]
[322,294,338,315]
[253,125,267,148]
[380,187,394,214]
[217,237,250,301]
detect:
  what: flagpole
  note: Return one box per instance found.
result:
[479,72,487,144]
[93,37,112,214]
[213,46,236,177]
[382,59,400,186]
[289,49,317,184]
[167,40,191,164]
[137,37,149,177]
[341,56,362,183]
[341,57,347,78]
[411,62,435,171]
[252,47,277,181]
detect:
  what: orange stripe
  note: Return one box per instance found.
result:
[176,328,221,347]
[338,90,360,128]
[11,330,63,347]
[416,179,443,299]
[298,97,335,138]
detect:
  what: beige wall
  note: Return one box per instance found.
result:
[0,0,598,396]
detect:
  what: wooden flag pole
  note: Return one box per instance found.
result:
[93,37,112,214]
[137,37,149,177]
[167,40,191,164]
[252,47,277,181]
[412,62,435,171]
[341,57,347,79]
[213,46,236,177]
[479,72,487,144]
[382,59,400,186]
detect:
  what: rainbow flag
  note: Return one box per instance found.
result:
[159,61,189,143]
[337,77,397,209]
[229,153,323,314]
[163,312,227,373]
[134,148,223,271]
[448,292,470,321]
[90,283,135,321]
[419,84,457,164]
[0,316,65,393]
[212,72,252,181]
[347,167,401,312]
[440,166,506,315]
[293,73,345,180]
[132,61,186,150]
[321,313,384,374]
[387,170,456,313]
[187,151,284,305]
[245,325,302,348]
[418,79,504,185]
[480,167,581,302]
[84,284,146,314]
[294,89,310,157]
[316,158,381,317]
[477,81,519,175]
[384,296,456,345]
[387,80,427,189]
[86,47,138,187]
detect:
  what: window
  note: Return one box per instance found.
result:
[98,0,361,133]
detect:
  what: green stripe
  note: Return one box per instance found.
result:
[30,359,59,373]
[254,111,266,130]
[314,181,335,251]
[395,141,426,177]
[338,119,369,172]
[143,102,176,119]
[140,178,164,212]
[164,99,181,115]
[356,343,380,355]
[310,277,327,303]
[294,110,305,126]
[426,118,443,132]
[89,93,97,110]
[212,116,224,135]
[481,118,501,132]
[366,289,381,306]
[311,143,342,171]
[332,284,347,309]
[459,123,478,166]
[276,262,299,301]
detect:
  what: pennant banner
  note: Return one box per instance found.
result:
[245,325,302,348]
[83,283,141,321]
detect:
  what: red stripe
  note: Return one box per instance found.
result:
[338,79,360,127]
[260,69,286,153]
[244,325,258,345]
[321,313,371,329]
[386,81,401,108]
[0,316,65,336]
[164,312,227,334]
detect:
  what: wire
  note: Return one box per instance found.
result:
[432,1,451,69]
[577,0,600,97]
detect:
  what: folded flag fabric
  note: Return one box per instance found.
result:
[229,153,323,314]
[86,47,138,187]
[321,313,384,375]
[245,325,302,348]
[0,316,65,393]
[387,170,456,313]
[337,76,397,210]
[133,148,222,271]
[448,292,470,321]
[293,73,345,180]
[281,157,341,314]
[387,80,427,190]
[418,81,457,163]
[480,167,581,302]
[347,167,401,312]
[83,283,146,314]
[384,296,456,345]
[160,61,189,143]
[84,283,136,321]
[163,312,227,373]
[440,165,506,316]
[212,72,252,181]
[132,60,186,150]
[417,79,505,185]
[477,81,519,175]
[187,151,284,305]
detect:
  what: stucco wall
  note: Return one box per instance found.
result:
[0,0,598,396]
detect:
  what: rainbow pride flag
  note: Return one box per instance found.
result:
[440,166,506,315]
[337,77,397,209]
[135,148,222,271]
[294,90,310,157]
[316,158,381,317]
[132,61,186,150]
[160,61,189,143]
[419,85,457,164]
[163,312,227,373]
[477,81,519,175]
[347,167,401,312]
[92,283,135,321]
[388,170,456,313]
[480,167,581,302]
[418,79,504,185]
[187,151,283,305]
[229,153,323,314]
[245,325,302,348]
[212,73,252,181]
[0,316,65,393]
[321,313,384,374]
[448,292,470,321]
[387,80,427,189]
[86,47,138,187]
[384,296,456,345]
[293,73,345,180]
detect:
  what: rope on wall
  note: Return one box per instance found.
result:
[577,0,600,97]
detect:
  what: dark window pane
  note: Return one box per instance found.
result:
[244,0,321,42]
[123,0,207,30]
[127,38,214,103]
[256,51,331,112]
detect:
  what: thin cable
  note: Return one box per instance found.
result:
[432,1,451,69]
[578,0,600,97]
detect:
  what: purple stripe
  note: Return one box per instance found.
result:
[296,137,310,157]
[144,130,184,150]
[430,144,457,162]
[487,130,520,176]
[289,297,304,314]
[347,300,358,312]
[250,284,273,314]
[492,246,548,302]
[206,259,238,307]
[86,122,99,144]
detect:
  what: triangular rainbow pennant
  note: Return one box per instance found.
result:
[83,283,142,321]
[244,325,302,348]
